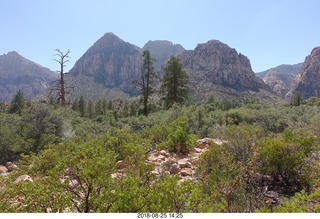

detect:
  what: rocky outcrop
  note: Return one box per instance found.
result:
[0,51,58,102]
[286,47,320,99]
[256,64,302,98]
[147,138,227,182]
[143,40,185,68]
[178,40,269,92]
[70,33,142,96]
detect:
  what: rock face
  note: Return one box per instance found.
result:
[286,47,320,99]
[258,64,303,97]
[178,40,268,92]
[143,40,185,68]
[70,32,142,96]
[0,51,58,102]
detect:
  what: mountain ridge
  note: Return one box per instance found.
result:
[0,51,58,102]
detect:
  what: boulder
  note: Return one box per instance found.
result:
[178,159,192,169]
[5,162,13,167]
[196,139,207,149]
[161,159,177,171]
[159,150,170,157]
[194,148,202,153]
[7,163,18,172]
[157,155,166,161]
[14,175,33,184]
[148,155,158,163]
[0,165,8,173]
[116,160,127,169]
[169,164,180,174]
[180,168,193,177]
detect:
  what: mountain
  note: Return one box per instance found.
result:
[143,40,185,68]
[69,32,142,96]
[286,47,320,100]
[177,40,275,102]
[0,51,58,102]
[256,63,303,97]
[70,34,186,96]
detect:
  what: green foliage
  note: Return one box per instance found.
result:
[197,142,246,212]
[161,56,189,108]
[291,92,303,106]
[258,130,317,190]
[18,105,63,153]
[78,96,86,117]
[100,128,148,162]
[2,93,320,213]
[8,89,25,115]
[257,189,320,213]
[166,116,196,153]
[0,113,22,164]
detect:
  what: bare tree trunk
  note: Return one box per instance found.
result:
[53,49,70,106]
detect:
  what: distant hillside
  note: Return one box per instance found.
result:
[0,51,58,102]
[256,63,303,97]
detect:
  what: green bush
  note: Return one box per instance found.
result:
[258,130,317,190]
[166,116,196,153]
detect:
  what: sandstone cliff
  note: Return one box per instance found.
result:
[286,47,320,99]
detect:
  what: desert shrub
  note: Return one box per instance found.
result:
[258,130,317,191]
[140,122,171,147]
[258,189,320,213]
[197,143,247,212]
[0,113,22,164]
[100,128,148,162]
[165,116,197,153]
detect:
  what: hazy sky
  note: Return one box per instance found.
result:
[1,0,319,72]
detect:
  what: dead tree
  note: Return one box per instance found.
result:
[50,49,73,106]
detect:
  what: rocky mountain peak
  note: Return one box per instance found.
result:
[70,33,142,95]
[178,40,267,93]
[286,47,320,99]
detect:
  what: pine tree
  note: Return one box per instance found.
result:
[132,50,157,116]
[71,99,79,111]
[107,100,113,111]
[102,99,107,115]
[291,92,303,106]
[9,90,25,115]
[95,99,102,115]
[78,96,86,117]
[88,100,93,119]
[161,56,189,108]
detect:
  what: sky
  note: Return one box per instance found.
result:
[1,0,319,73]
